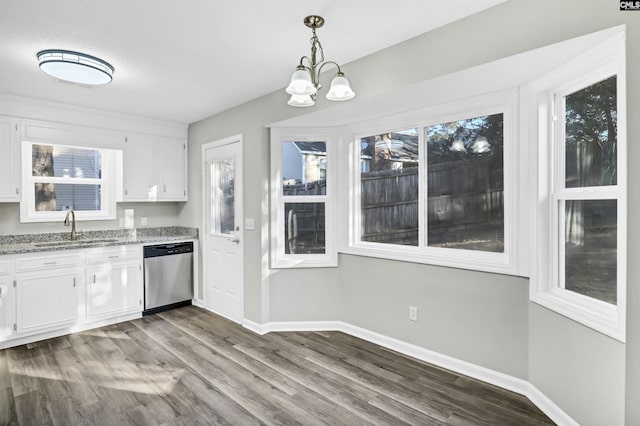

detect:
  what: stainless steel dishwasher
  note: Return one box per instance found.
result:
[143,241,193,315]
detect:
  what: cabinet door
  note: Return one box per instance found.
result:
[0,116,20,202]
[123,134,157,201]
[158,137,187,201]
[16,270,79,334]
[0,277,14,340]
[87,262,142,320]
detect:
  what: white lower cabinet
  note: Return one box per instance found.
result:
[85,245,142,321]
[0,259,14,340]
[16,269,80,335]
[0,244,144,348]
[86,261,142,321]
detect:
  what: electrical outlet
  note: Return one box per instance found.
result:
[409,306,418,321]
[141,217,148,226]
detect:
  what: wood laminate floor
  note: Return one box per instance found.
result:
[0,306,554,425]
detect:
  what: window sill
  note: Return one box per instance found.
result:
[531,289,624,342]
[341,243,522,277]
[270,255,338,269]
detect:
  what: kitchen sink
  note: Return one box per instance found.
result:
[33,238,120,247]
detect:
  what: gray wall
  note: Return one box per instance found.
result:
[529,304,626,425]
[340,255,529,379]
[184,0,639,424]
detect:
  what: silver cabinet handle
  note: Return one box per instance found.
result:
[44,261,57,266]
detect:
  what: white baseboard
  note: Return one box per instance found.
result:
[526,383,580,426]
[242,319,577,426]
[0,311,142,350]
[192,298,206,308]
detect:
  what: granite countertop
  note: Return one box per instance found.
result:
[0,226,198,255]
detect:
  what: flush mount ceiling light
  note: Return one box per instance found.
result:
[285,15,355,107]
[37,49,114,85]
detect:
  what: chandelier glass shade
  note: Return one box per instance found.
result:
[285,15,355,107]
[37,49,114,85]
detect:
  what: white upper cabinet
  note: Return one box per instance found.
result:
[0,116,20,202]
[158,137,187,200]
[122,133,157,200]
[123,133,187,202]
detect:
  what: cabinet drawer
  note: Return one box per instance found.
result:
[0,259,11,276]
[86,245,140,264]
[16,253,82,272]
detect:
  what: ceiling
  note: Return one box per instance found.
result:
[0,0,506,125]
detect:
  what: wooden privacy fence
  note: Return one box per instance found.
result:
[283,180,326,196]
[361,164,503,244]
[281,162,504,247]
[283,180,327,254]
[361,168,419,244]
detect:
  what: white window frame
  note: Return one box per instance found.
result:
[270,127,337,268]
[341,89,522,276]
[21,141,118,222]
[529,32,626,342]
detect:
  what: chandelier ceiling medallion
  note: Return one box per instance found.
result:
[285,15,355,107]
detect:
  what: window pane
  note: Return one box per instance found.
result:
[211,159,235,235]
[565,75,617,188]
[360,129,419,246]
[282,141,327,195]
[426,113,504,252]
[34,183,101,211]
[32,144,102,179]
[564,199,617,304]
[284,202,325,254]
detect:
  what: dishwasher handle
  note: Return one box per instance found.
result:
[144,242,193,258]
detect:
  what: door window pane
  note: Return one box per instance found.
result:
[360,129,419,246]
[32,144,102,179]
[282,141,327,195]
[564,199,617,304]
[426,113,504,252]
[565,76,617,188]
[284,202,325,254]
[34,183,102,211]
[211,159,235,235]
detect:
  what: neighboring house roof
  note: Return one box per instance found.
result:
[362,132,419,162]
[293,141,326,155]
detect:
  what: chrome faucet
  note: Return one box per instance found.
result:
[63,210,77,241]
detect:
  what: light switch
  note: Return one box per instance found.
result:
[244,218,255,231]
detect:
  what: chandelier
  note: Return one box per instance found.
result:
[285,15,355,107]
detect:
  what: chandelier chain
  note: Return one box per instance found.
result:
[309,28,325,65]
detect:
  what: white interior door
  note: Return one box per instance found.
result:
[203,137,244,323]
